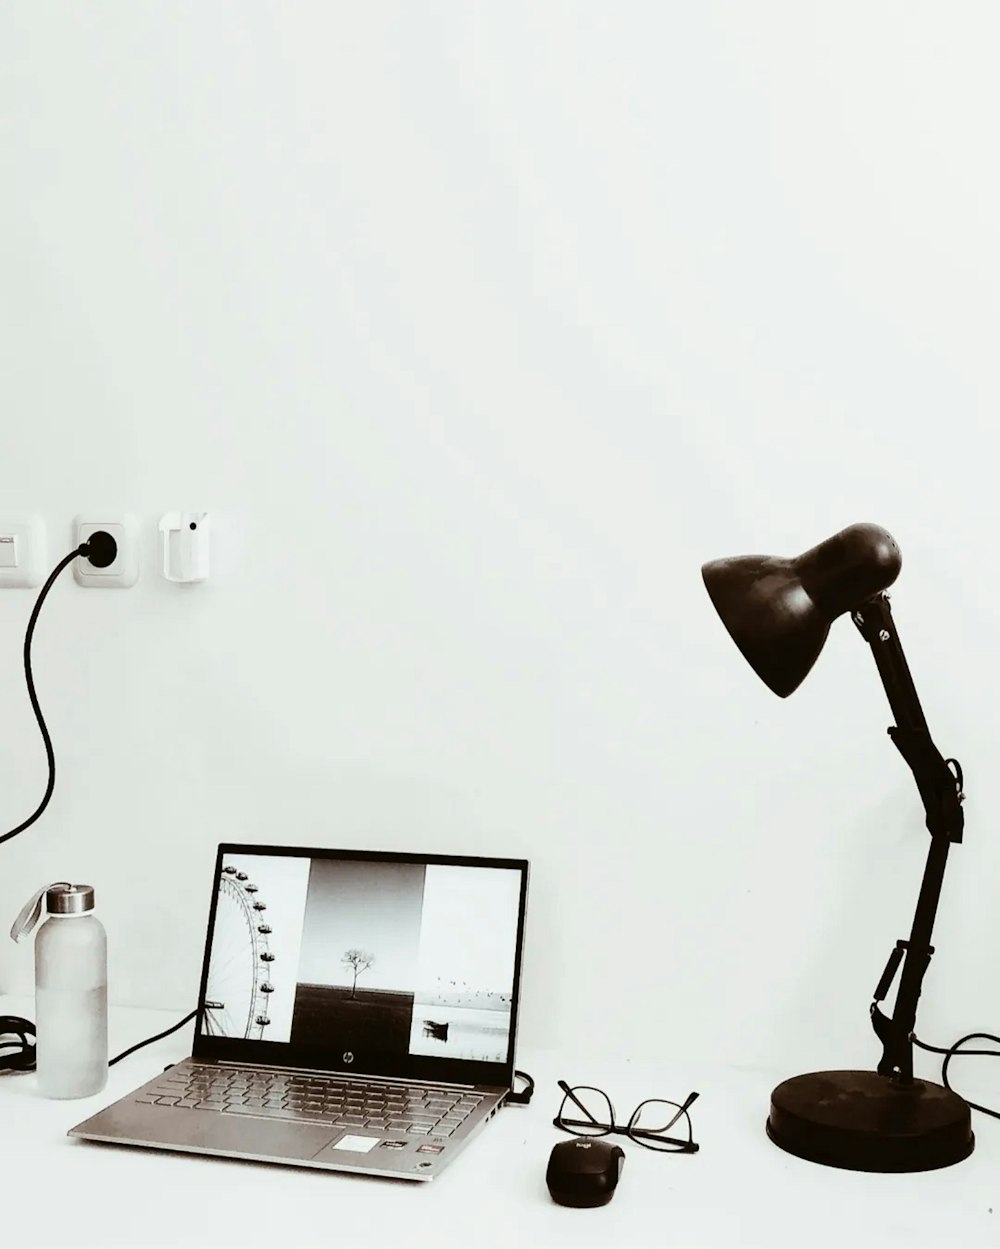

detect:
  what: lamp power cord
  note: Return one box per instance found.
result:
[911,1031,1000,1120]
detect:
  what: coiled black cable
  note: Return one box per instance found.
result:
[0,1016,36,1072]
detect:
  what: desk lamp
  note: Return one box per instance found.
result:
[701,522,973,1172]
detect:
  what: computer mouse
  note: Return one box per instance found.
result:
[545,1137,625,1207]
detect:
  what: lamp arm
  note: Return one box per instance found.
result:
[852,593,966,1084]
[852,594,965,844]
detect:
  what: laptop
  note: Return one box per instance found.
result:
[68,843,529,1181]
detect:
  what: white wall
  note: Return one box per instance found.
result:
[2,1,999,1078]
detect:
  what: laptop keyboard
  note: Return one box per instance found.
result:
[136,1065,485,1139]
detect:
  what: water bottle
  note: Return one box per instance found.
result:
[10,881,108,1099]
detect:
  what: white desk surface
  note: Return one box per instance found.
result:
[2,996,999,1249]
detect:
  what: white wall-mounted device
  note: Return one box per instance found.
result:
[0,514,48,588]
[73,514,140,588]
[159,512,210,583]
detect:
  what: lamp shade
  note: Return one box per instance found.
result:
[701,523,902,697]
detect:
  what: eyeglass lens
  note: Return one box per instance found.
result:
[628,1098,693,1150]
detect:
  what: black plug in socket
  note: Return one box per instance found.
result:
[85,530,118,569]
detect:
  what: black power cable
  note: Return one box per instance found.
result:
[2,533,117,846]
[109,1009,198,1068]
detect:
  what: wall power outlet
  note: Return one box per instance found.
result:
[73,514,139,588]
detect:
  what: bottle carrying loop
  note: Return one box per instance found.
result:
[9,882,70,943]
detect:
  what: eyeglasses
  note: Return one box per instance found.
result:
[553,1079,700,1153]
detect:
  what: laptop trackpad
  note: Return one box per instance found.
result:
[80,1104,338,1163]
[185,1114,340,1161]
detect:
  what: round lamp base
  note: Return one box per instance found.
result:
[766,1070,974,1172]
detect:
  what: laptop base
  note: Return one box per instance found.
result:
[69,1059,504,1180]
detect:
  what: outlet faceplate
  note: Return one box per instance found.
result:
[73,514,139,587]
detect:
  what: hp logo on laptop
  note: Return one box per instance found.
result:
[342,1052,354,1065]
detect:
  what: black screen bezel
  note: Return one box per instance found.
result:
[192,842,529,1089]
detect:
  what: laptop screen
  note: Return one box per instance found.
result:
[193,845,528,1088]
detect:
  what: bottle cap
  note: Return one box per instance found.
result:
[10,882,94,941]
[47,884,95,915]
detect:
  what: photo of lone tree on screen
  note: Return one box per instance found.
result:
[290,861,424,1054]
[342,948,374,999]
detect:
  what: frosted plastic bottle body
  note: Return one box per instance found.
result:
[34,912,108,1099]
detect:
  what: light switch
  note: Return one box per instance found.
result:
[0,515,46,587]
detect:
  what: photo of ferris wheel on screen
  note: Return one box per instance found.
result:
[202,863,272,1039]
[202,854,311,1042]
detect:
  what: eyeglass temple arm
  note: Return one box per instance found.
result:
[665,1090,700,1130]
[556,1079,604,1126]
